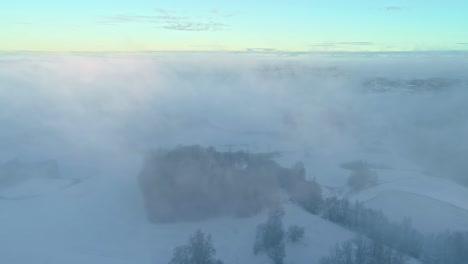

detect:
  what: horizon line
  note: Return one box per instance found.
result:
[1,49,468,55]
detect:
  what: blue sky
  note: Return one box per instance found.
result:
[1,0,467,51]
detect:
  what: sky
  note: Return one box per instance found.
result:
[1,0,468,52]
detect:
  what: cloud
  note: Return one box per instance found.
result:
[309,44,337,47]
[2,53,468,189]
[385,6,402,11]
[154,8,169,14]
[310,42,374,47]
[163,22,228,31]
[336,42,374,46]
[99,9,230,31]
[245,48,279,52]
[210,8,236,18]
[234,48,309,57]
[99,14,186,24]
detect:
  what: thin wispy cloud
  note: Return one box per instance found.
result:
[385,6,402,11]
[164,22,228,31]
[245,48,279,52]
[310,42,374,47]
[309,44,336,47]
[210,8,236,18]
[99,14,186,24]
[154,8,170,14]
[236,48,309,57]
[336,42,374,45]
[99,8,230,31]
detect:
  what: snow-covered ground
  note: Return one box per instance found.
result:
[0,170,354,264]
[349,171,468,233]
[1,145,467,263]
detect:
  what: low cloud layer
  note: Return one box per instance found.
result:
[0,53,467,185]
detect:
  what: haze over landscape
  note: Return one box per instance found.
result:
[1,1,468,264]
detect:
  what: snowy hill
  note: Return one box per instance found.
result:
[349,171,468,233]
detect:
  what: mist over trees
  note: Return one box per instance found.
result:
[138,145,322,223]
[282,162,323,214]
[254,207,286,264]
[286,225,305,243]
[137,146,468,264]
[422,231,468,264]
[0,159,59,186]
[321,196,468,264]
[166,200,468,264]
[340,161,378,191]
[320,236,408,264]
[321,197,423,258]
[169,230,223,264]
[253,207,306,264]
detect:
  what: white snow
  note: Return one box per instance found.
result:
[0,172,354,264]
[350,171,468,233]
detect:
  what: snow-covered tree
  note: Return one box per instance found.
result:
[254,207,286,264]
[286,225,305,243]
[320,236,408,264]
[169,230,223,264]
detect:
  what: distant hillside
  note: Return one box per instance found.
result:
[362,77,464,93]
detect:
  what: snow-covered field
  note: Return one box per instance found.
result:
[0,169,355,264]
[350,172,468,233]
[1,145,467,263]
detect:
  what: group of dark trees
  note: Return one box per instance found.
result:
[286,224,305,243]
[253,207,305,264]
[139,146,282,222]
[282,162,323,214]
[169,230,223,264]
[168,227,468,264]
[321,197,423,258]
[320,197,468,264]
[169,207,305,264]
[320,236,408,264]
[253,208,286,264]
[422,231,468,264]
[138,145,322,222]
